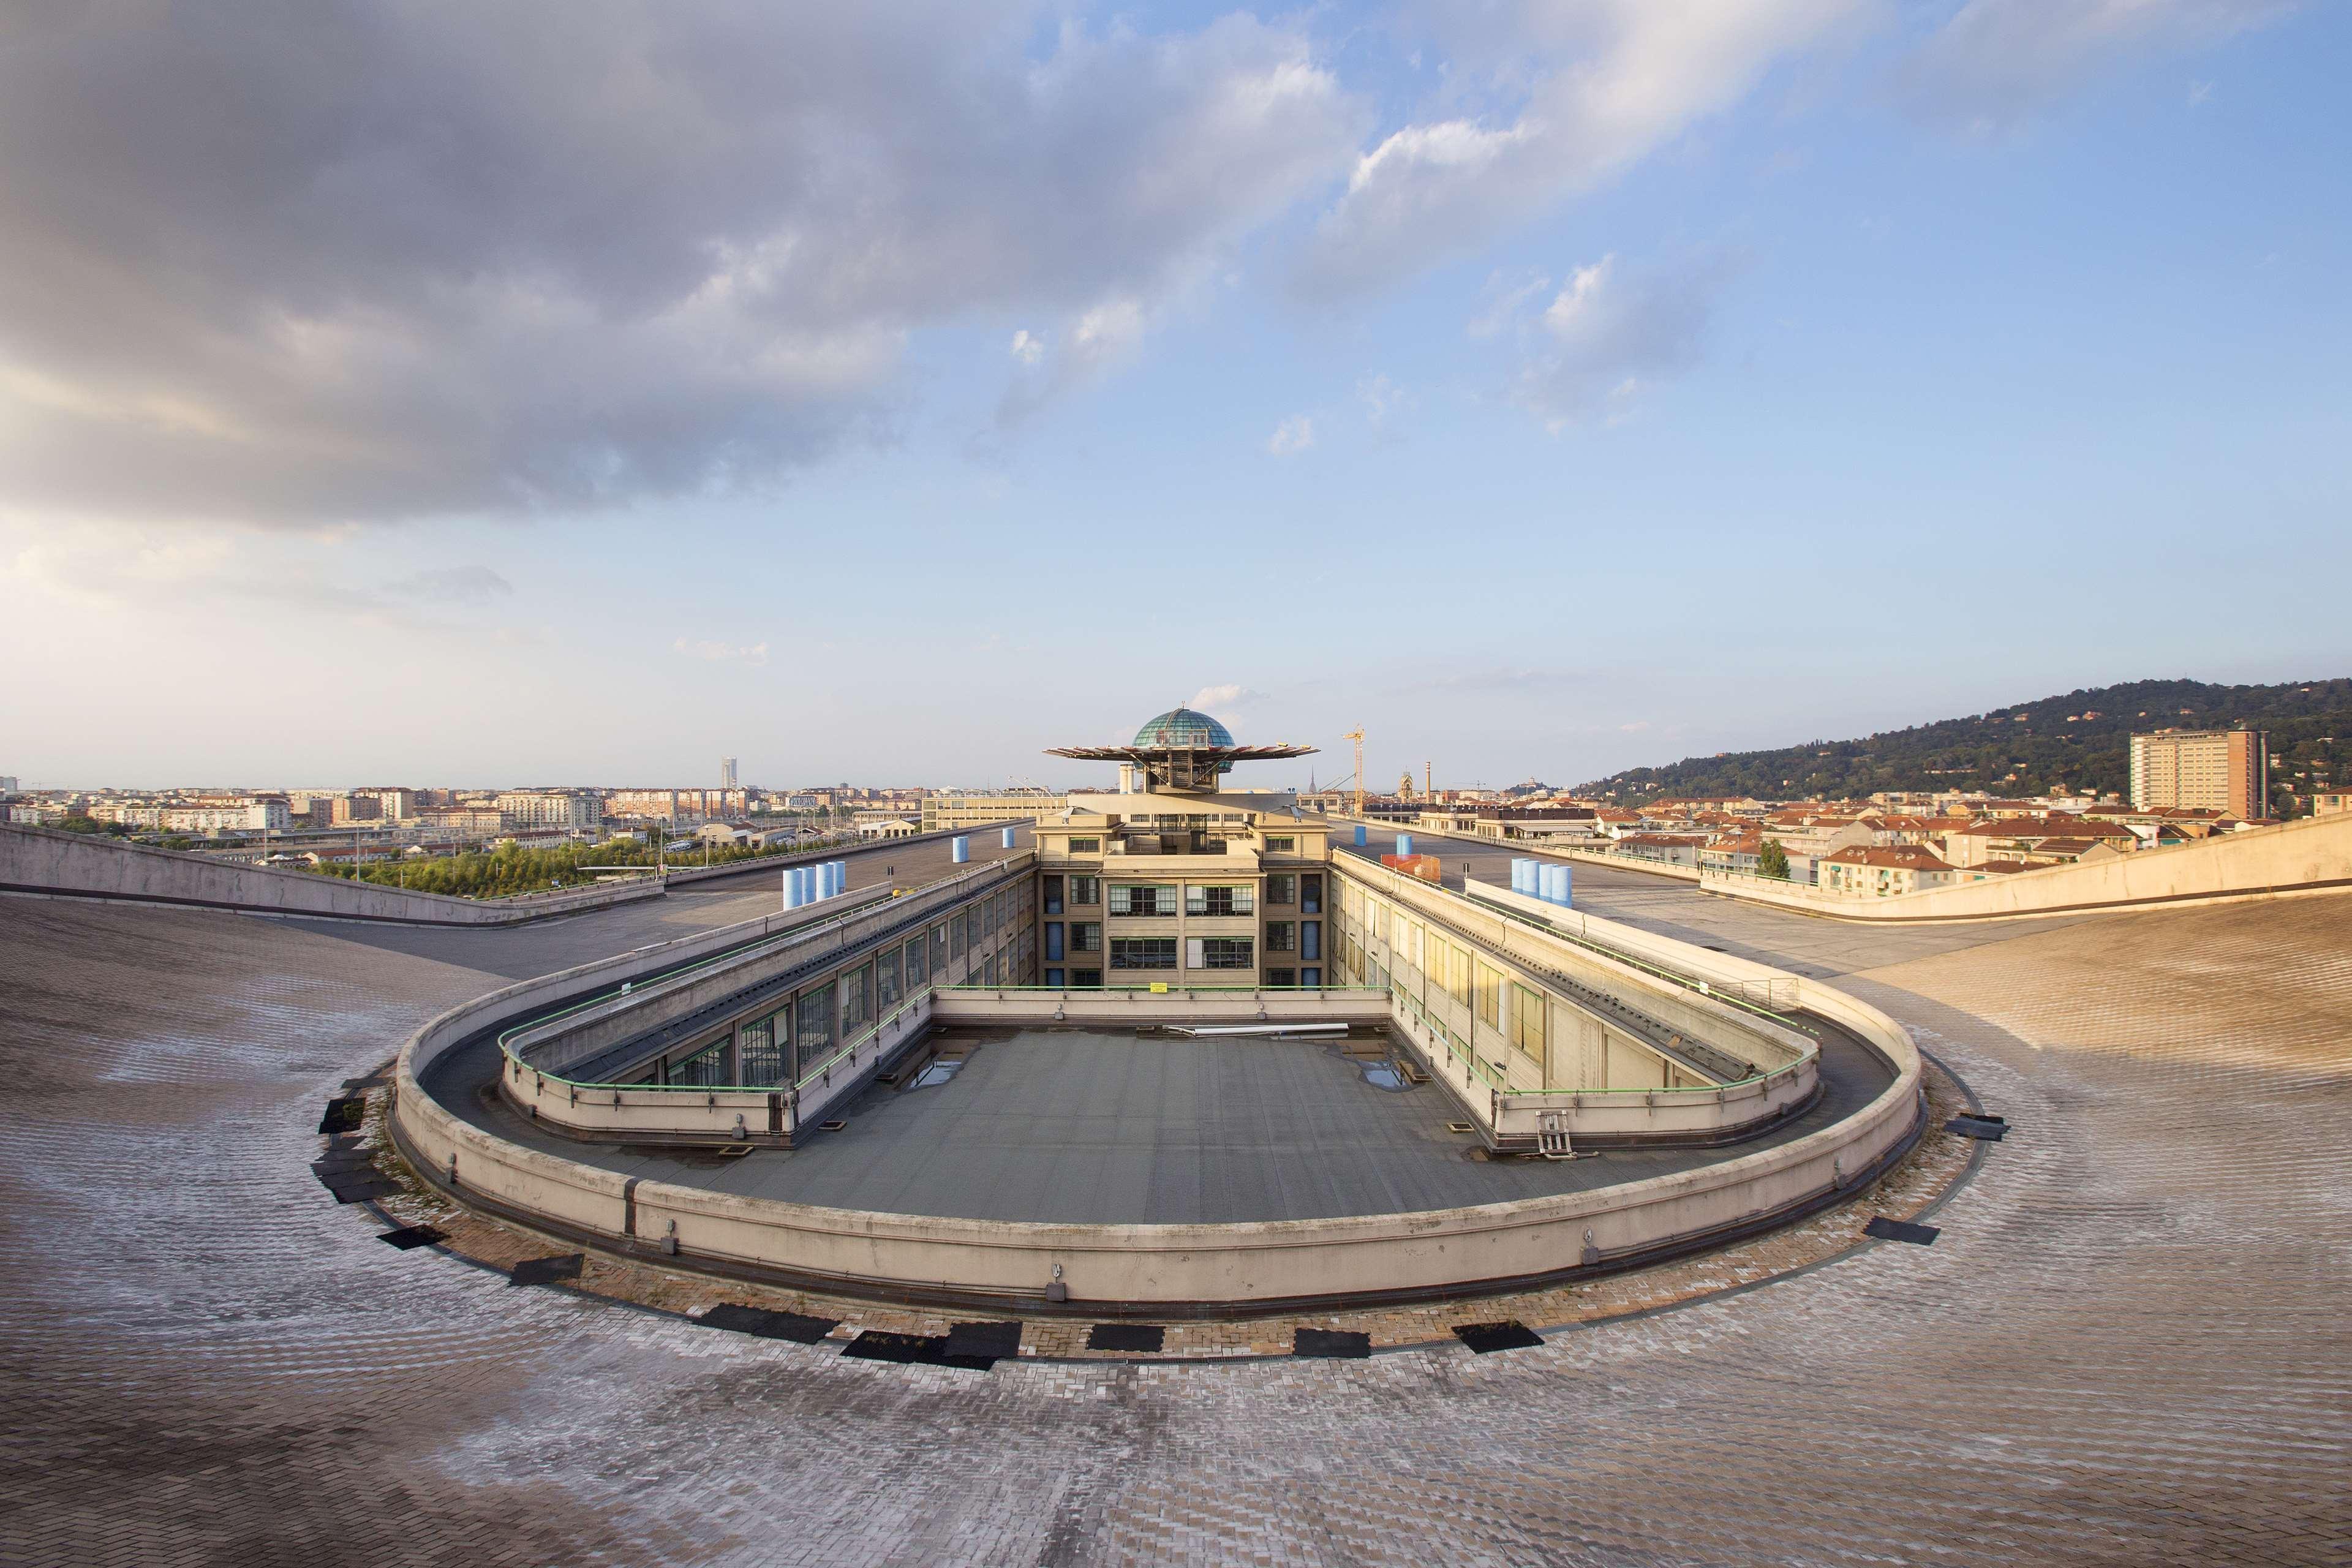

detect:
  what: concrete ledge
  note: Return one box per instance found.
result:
[392,869,1921,1313]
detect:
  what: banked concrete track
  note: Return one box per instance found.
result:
[0,856,2345,1566]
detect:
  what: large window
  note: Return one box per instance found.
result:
[1264,835,1295,852]
[878,948,902,1013]
[840,963,872,1035]
[1300,920,1322,960]
[1510,982,1547,1069]
[1072,967,1101,988]
[1109,883,1177,917]
[1265,920,1295,952]
[1043,874,1064,915]
[1045,922,1065,961]
[666,1038,728,1087]
[1069,921,1101,953]
[950,911,967,960]
[1185,884,1255,916]
[905,934,929,989]
[1068,837,1101,853]
[1476,961,1502,1027]
[1447,944,1472,1007]
[930,923,948,976]
[1188,937,1254,970]
[1301,874,1323,914]
[794,983,835,1077]
[1069,875,1100,905]
[1044,968,1064,989]
[738,1011,788,1087]
[1267,873,1296,905]
[1110,937,1178,970]
[1267,967,1297,987]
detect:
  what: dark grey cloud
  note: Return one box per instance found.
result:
[0,3,1359,526]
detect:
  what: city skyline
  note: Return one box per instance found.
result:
[4,3,2346,786]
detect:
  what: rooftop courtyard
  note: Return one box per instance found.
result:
[431,1020,1894,1224]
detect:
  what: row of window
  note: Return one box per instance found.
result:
[1338,878,1550,1070]
[1039,966,1325,988]
[655,879,1032,1088]
[1041,918,1319,965]
[1040,873,1321,915]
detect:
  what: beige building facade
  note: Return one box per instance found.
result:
[2130,728,2267,818]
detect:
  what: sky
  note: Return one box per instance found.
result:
[2,0,2346,792]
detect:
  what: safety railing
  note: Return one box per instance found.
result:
[497,854,1030,1091]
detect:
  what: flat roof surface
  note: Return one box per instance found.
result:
[437,1022,1892,1223]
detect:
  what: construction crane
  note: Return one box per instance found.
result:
[1341,728,1366,815]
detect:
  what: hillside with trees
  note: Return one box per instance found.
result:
[1578,677,2350,815]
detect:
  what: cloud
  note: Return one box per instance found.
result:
[1499,252,1735,429]
[1899,0,2288,134]
[674,637,770,666]
[1265,415,1316,456]
[388,566,514,603]
[0,7,1362,528]
[1009,330,1044,366]
[1294,1,1863,295]
[1468,271,1553,339]
[1357,374,1412,440]
[1189,684,1268,717]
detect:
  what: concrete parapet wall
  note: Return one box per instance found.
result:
[393,861,1922,1311]
[931,989,1392,1027]
[1,821,662,924]
[1700,811,2352,922]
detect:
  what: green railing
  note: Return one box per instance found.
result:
[495,857,1025,1095]
[1459,889,1812,1035]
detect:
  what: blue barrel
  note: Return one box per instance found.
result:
[782,867,803,909]
[1353,824,1367,847]
[1511,858,1533,895]
[831,860,847,895]
[1539,865,1562,904]
[1396,833,1414,858]
[952,835,970,864]
[1558,864,1574,908]
[1001,826,1016,848]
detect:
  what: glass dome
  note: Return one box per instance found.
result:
[1133,707,1235,748]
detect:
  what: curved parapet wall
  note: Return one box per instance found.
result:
[391,876,1924,1314]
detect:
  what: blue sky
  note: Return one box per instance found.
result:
[1,1,2345,791]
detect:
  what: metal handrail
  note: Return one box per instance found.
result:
[494,856,1028,1093]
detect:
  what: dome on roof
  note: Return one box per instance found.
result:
[1133,707,1235,748]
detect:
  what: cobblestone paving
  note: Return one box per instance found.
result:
[2,888,2346,1566]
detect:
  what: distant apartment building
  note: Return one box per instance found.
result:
[1818,845,1959,897]
[418,805,507,837]
[495,790,599,832]
[720,757,739,790]
[2313,792,2349,818]
[0,775,18,793]
[921,791,1068,832]
[358,787,417,821]
[604,788,747,824]
[2130,729,2267,818]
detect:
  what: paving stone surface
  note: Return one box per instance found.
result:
[1,881,2346,1566]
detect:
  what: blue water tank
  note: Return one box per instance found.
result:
[1001,826,1016,848]
[1396,833,1415,858]
[952,835,970,864]
[1353,824,1367,847]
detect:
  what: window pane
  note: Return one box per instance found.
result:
[905,934,928,987]
[1300,921,1322,960]
[1071,876,1099,905]
[1044,875,1064,915]
[794,984,835,1077]
[1110,938,1177,969]
[1046,921,1064,961]
[878,949,902,1012]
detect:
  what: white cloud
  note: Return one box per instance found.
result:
[1189,684,1269,717]
[1499,252,1733,430]
[1009,330,1044,366]
[1357,374,1413,442]
[1295,0,1864,295]
[1899,0,2288,134]
[673,637,770,666]
[0,8,1363,527]
[1265,414,1316,456]
[2187,78,2214,107]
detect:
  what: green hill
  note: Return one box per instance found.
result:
[1578,677,2350,815]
